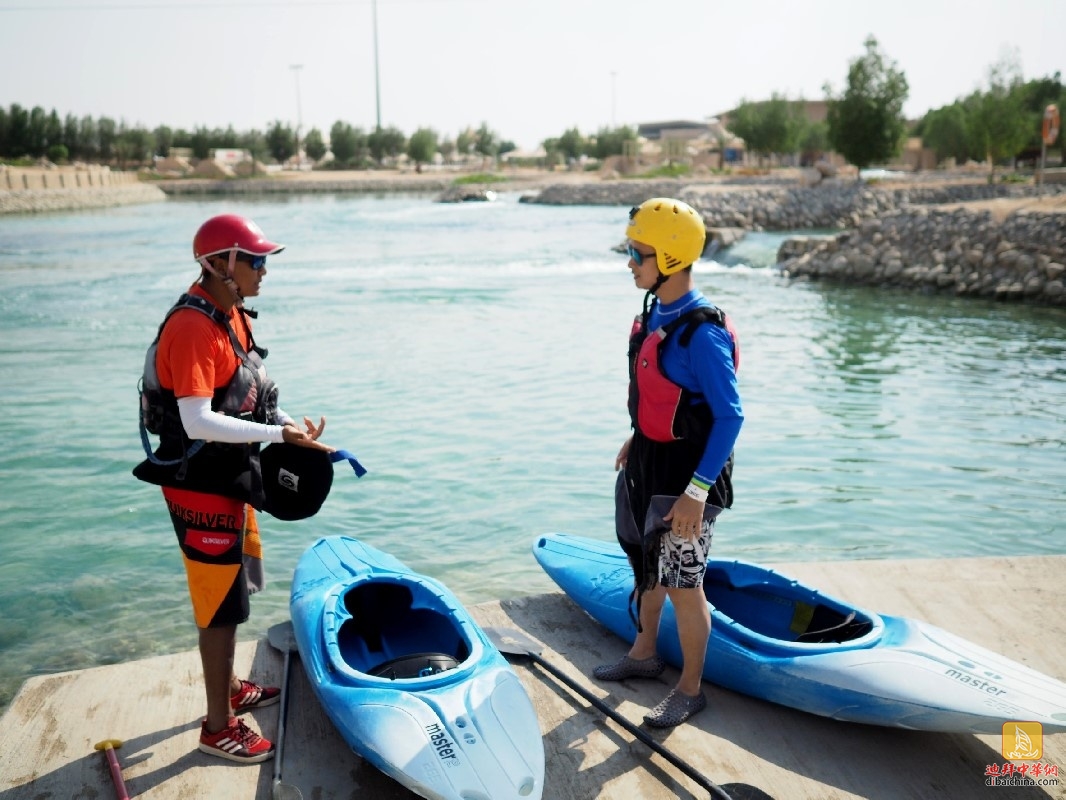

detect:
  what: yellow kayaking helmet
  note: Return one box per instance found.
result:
[626,197,706,275]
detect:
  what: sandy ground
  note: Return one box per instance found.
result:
[931,193,1066,221]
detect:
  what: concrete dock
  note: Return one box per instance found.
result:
[1,554,1063,800]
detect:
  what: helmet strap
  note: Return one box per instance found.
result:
[198,254,244,305]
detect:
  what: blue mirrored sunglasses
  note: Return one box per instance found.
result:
[626,244,654,266]
[238,254,268,271]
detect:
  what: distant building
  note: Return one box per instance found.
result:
[636,120,716,142]
[212,148,251,167]
[632,118,746,167]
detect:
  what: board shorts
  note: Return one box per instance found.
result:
[162,486,262,628]
[615,472,720,590]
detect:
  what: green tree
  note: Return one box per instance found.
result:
[62,113,81,160]
[921,104,973,164]
[474,122,498,157]
[97,116,117,163]
[27,106,48,158]
[456,127,477,156]
[238,128,270,173]
[544,127,586,162]
[1004,70,1062,163]
[303,127,326,161]
[115,125,154,168]
[439,136,456,162]
[189,126,211,160]
[825,35,909,172]
[726,94,803,166]
[368,126,406,165]
[969,55,1032,180]
[589,125,637,160]
[0,106,9,158]
[5,104,29,158]
[217,125,239,149]
[329,121,366,166]
[43,109,63,157]
[407,126,438,169]
[152,125,173,158]
[265,120,296,163]
[78,116,99,161]
[797,119,829,164]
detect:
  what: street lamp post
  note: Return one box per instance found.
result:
[611,71,617,128]
[290,63,303,167]
[372,0,382,131]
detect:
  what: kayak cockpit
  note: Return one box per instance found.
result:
[703,560,881,651]
[330,576,473,681]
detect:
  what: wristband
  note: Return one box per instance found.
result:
[684,482,708,503]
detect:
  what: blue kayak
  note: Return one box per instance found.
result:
[291,536,545,800]
[533,532,1066,734]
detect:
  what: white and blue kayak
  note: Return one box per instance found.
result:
[290,536,545,800]
[533,532,1066,734]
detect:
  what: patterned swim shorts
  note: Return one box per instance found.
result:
[657,523,714,589]
[162,486,251,629]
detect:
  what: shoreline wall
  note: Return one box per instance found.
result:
[0,184,166,214]
[153,176,451,195]
[1,166,165,214]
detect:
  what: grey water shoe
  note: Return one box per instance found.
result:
[643,688,707,727]
[592,653,667,681]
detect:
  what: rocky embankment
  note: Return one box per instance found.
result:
[526,179,1066,306]
[777,208,1065,304]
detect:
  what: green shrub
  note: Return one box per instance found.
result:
[627,164,691,179]
[454,172,507,185]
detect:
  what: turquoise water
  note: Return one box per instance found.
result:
[1,193,1064,711]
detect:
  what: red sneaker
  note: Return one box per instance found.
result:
[199,717,275,764]
[231,679,281,713]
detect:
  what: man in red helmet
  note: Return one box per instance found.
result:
[134,214,332,763]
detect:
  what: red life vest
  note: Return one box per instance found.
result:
[628,306,739,443]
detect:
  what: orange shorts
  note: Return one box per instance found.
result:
[162,487,259,628]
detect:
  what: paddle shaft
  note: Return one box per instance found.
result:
[524,653,733,800]
[273,647,292,790]
[98,743,130,800]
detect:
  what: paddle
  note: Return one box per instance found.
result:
[267,622,304,800]
[485,626,737,800]
[92,739,130,800]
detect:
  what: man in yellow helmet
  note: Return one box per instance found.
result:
[593,198,743,727]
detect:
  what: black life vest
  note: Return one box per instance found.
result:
[133,293,279,508]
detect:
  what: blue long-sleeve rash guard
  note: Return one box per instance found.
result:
[646,290,744,489]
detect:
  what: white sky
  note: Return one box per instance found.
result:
[0,0,1062,152]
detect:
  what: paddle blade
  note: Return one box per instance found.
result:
[484,626,544,659]
[273,782,303,800]
[268,621,299,653]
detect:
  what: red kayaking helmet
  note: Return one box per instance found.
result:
[193,214,285,262]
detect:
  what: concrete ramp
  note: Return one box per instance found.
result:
[1,554,1063,799]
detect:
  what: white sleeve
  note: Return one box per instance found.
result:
[177,396,287,444]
